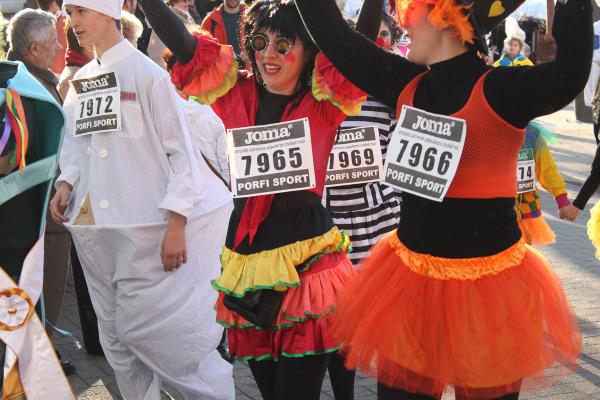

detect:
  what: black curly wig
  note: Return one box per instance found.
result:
[382,12,403,46]
[243,0,318,90]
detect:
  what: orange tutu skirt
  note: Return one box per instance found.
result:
[332,231,581,399]
[518,216,556,246]
[217,251,354,360]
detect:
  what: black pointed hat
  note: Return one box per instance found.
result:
[458,0,526,53]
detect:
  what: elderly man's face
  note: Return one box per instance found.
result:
[30,26,60,70]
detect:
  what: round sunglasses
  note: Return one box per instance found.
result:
[250,34,294,56]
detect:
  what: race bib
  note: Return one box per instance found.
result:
[70,72,121,136]
[325,126,384,187]
[517,148,536,193]
[227,118,316,197]
[383,105,466,201]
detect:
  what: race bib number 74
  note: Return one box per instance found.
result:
[517,148,536,193]
[383,105,466,201]
[227,118,316,197]
[70,72,121,136]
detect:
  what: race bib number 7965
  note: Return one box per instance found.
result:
[227,118,316,197]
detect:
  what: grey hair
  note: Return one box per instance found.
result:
[7,8,56,57]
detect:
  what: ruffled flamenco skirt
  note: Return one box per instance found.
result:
[214,227,354,360]
[332,231,581,399]
[518,215,556,246]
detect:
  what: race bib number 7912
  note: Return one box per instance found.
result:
[227,118,316,197]
[70,72,121,136]
[383,105,466,201]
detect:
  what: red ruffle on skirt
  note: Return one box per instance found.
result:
[217,251,354,361]
[333,231,581,399]
[519,216,556,246]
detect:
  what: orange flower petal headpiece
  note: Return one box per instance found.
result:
[396,0,526,53]
[396,0,475,45]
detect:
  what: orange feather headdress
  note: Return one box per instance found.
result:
[396,0,526,53]
[396,0,474,45]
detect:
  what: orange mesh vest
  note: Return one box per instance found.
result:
[396,71,525,198]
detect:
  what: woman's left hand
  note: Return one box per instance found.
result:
[558,204,580,222]
[161,213,188,272]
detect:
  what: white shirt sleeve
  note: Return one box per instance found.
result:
[186,100,230,182]
[593,21,600,64]
[216,132,230,182]
[151,76,204,218]
[56,91,84,189]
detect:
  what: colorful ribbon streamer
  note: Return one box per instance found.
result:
[2,88,29,171]
[0,115,10,156]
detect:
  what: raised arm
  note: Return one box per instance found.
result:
[574,144,600,211]
[355,0,383,41]
[295,0,425,109]
[485,0,593,128]
[138,0,197,64]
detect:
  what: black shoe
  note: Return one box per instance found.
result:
[60,360,76,376]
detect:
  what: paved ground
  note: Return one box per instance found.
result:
[53,105,600,399]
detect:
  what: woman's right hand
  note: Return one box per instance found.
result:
[49,181,73,224]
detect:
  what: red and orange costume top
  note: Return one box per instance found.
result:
[169,33,365,361]
[295,0,591,397]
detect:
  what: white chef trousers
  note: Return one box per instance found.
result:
[67,203,234,400]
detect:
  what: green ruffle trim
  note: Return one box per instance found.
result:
[233,345,342,362]
[298,230,352,273]
[212,230,352,296]
[211,280,300,298]
[216,307,333,331]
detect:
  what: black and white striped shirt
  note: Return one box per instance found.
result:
[323,97,399,212]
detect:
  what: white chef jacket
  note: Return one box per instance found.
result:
[57,39,231,224]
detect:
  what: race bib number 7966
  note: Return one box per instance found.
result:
[383,105,466,201]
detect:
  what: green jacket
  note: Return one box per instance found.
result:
[0,61,65,276]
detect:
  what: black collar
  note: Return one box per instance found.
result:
[427,50,488,85]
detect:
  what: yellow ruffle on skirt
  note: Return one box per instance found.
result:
[212,227,351,297]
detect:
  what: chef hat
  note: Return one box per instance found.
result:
[63,0,124,20]
[503,17,526,49]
